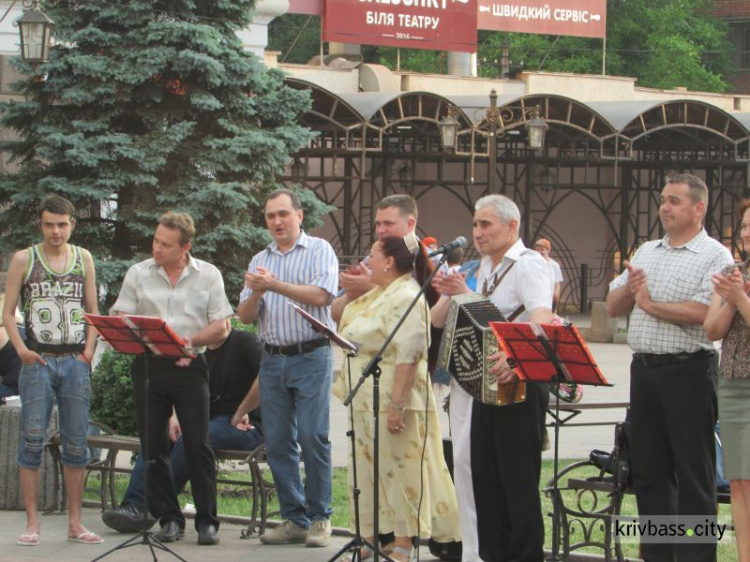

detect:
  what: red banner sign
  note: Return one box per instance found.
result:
[322,0,478,53]
[477,0,606,38]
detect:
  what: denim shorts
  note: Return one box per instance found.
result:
[17,355,91,469]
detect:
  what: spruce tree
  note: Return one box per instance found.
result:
[0,0,325,305]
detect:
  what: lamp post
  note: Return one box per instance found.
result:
[12,0,56,64]
[439,89,548,192]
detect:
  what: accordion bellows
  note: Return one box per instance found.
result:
[437,293,526,406]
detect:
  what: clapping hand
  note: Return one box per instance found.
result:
[432,270,470,297]
[625,261,653,311]
[339,262,372,300]
[245,267,277,294]
[712,267,750,307]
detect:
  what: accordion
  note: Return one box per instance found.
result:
[437,293,526,406]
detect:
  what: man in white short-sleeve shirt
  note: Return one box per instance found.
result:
[607,174,733,562]
[432,194,554,562]
[533,238,563,312]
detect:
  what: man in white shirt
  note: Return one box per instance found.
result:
[432,195,554,562]
[533,238,563,313]
[607,174,732,562]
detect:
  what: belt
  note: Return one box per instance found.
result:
[28,342,85,356]
[633,349,716,367]
[264,338,329,356]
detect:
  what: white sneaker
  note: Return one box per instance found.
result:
[306,519,332,547]
[260,519,307,545]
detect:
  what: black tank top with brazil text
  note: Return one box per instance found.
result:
[22,244,87,347]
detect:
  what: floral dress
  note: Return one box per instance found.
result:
[333,274,461,541]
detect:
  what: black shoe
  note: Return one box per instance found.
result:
[102,503,157,533]
[154,520,184,543]
[197,524,219,546]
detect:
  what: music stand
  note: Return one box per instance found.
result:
[288,304,376,562]
[489,321,611,562]
[85,313,192,562]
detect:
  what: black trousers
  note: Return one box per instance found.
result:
[630,354,718,562]
[471,384,545,562]
[131,355,218,531]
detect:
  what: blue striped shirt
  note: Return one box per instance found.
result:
[239,231,338,346]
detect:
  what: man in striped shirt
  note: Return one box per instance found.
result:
[238,188,338,548]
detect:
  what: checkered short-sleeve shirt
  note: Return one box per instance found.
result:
[609,228,734,354]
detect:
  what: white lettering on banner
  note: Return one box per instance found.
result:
[554,8,590,22]
[491,4,551,20]
[488,4,603,24]
[366,10,395,24]
[398,13,440,28]
[359,0,448,10]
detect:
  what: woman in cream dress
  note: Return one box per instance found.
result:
[333,236,460,562]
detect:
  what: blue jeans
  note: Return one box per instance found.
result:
[0,384,16,398]
[17,355,90,468]
[260,346,333,528]
[122,414,264,508]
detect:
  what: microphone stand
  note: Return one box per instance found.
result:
[343,250,451,562]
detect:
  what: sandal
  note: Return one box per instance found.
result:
[389,545,415,562]
[17,533,40,546]
[68,530,104,544]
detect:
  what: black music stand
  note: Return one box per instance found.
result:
[84,314,193,562]
[489,321,611,562]
[288,304,375,562]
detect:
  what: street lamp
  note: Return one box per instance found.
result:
[290,156,305,180]
[438,110,460,152]
[13,0,56,64]
[438,91,548,190]
[526,115,548,150]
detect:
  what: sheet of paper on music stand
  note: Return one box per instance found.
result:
[489,322,610,386]
[288,302,358,354]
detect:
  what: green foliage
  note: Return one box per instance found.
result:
[477,0,733,93]
[377,48,448,74]
[0,0,327,308]
[89,350,137,437]
[268,14,322,64]
[266,0,735,94]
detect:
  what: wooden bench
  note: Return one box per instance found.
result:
[45,422,277,537]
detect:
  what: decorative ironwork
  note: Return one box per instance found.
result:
[281,80,750,309]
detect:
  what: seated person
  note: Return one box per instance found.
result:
[102,325,263,532]
[0,293,23,398]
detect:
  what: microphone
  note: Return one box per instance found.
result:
[427,236,467,257]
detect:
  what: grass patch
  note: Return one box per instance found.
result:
[84,459,738,560]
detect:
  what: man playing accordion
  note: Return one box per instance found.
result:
[432,194,554,562]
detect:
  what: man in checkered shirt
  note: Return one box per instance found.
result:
[607,173,733,562]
